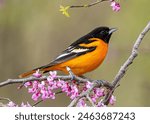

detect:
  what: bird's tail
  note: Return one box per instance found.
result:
[19,64,55,78]
[19,70,36,78]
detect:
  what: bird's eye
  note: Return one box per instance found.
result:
[100,30,107,35]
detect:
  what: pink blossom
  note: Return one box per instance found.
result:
[41,92,47,99]
[7,101,32,107]
[61,82,69,92]
[86,81,93,89]
[70,85,79,99]
[47,77,54,85]
[28,87,36,93]
[110,1,121,12]
[51,81,58,89]
[109,95,116,105]
[24,71,59,101]
[77,98,87,107]
[33,81,38,88]
[24,81,32,88]
[28,81,39,93]
[49,71,57,79]
[38,81,45,88]
[71,85,78,93]
[94,88,105,97]
[85,88,105,103]
[61,82,79,99]
[91,95,97,103]
[7,101,17,107]
[32,92,41,101]
[49,91,55,99]
[82,86,88,91]
[41,90,49,100]
[32,69,42,78]
[47,77,58,90]
[21,102,32,107]
[56,80,65,87]
[97,101,106,107]
[66,85,72,96]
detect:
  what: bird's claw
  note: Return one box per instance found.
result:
[94,80,105,86]
[66,66,75,80]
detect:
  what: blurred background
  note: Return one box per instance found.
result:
[0,0,150,107]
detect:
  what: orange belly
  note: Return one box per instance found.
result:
[50,39,108,75]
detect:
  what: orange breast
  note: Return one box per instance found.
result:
[52,38,108,75]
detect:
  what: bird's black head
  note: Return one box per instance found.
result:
[89,27,117,43]
[70,27,117,47]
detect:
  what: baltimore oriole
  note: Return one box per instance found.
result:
[19,27,117,78]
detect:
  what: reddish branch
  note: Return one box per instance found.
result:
[70,0,109,8]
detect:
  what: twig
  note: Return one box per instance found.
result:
[102,21,150,105]
[0,76,47,87]
[32,99,43,107]
[0,97,11,107]
[0,97,11,102]
[0,75,111,89]
[86,94,96,107]
[70,0,108,8]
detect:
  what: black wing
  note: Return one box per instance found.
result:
[34,32,96,70]
[35,45,96,70]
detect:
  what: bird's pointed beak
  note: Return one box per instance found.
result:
[109,28,117,34]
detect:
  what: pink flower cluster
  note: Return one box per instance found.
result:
[77,98,87,107]
[110,0,121,12]
[24,70,79,101]
[76,81,116,107]
[7,101,31,107]
[23,70,116,107]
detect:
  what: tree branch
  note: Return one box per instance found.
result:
[0,74,112,89]
[0,97,11,107]
[102,21,150,105]
[70,0,109,8]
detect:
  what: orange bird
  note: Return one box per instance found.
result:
[19,27,117,78]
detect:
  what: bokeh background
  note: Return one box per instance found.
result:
[0,0,150,107]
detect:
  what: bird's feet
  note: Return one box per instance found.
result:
[66,66,75,80]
